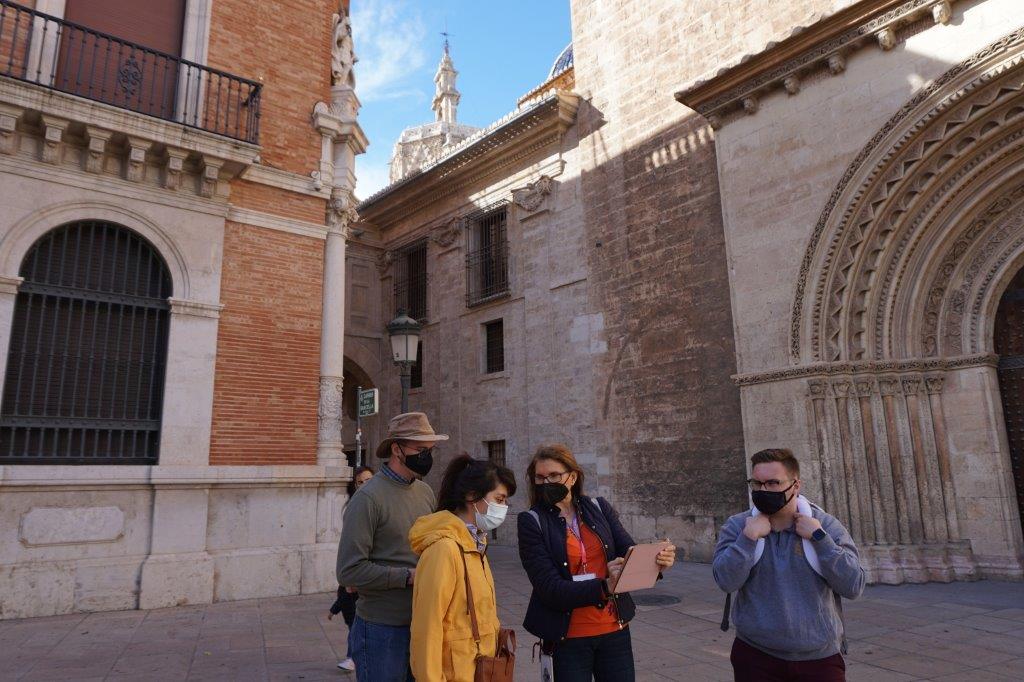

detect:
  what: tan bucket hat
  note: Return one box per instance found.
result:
[375,412,449,460]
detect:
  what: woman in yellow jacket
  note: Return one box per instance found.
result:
[409,454,517,681]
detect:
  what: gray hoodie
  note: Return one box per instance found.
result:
[712,507,866,661]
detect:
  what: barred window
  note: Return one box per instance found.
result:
[394,241,428,321]
[0,222,172,464]
[484,319,504,374]
[466,206,509,307]
[410,340,423,389]
[486,439,506,467]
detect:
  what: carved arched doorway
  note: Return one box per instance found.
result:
[994,268,1024,537]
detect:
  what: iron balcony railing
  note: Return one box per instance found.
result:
[0,0,261,143]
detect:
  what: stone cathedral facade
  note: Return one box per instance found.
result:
[352,0,1024,583]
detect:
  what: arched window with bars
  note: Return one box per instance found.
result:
[0,221,172,464]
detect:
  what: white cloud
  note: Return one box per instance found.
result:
[351,0,430,103]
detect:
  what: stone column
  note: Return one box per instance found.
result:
[317,211,349,467]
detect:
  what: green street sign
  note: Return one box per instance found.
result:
[358,388,379,418]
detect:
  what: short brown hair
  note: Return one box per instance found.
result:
[750,448,800,478]
[527,444,585,506]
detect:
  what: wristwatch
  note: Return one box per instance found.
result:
[811,527,827,542]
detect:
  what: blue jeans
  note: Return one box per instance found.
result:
[553,627,635,681]
[349,615,414,682]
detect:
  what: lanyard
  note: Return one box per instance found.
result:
[567,514,588,573]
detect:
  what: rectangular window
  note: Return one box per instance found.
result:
[486,440,506,467]
[394,241,428,321]
[484,320,504,374]
[410,340,423,389]
[466,206,509,306]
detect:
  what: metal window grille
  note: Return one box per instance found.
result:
[484,320,504,374]
[410,340,422,389]
[0,0,261,143]
[394,241,428,321]
[466,207,509,307]
[485,439,506,468]
[0,221,172,464]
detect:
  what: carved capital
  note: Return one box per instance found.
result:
[327,191,359,234]
[924,374,945,394]
[855,379,875,397]
[807,378,829,399]
[902,375,923,395]
[878,376,902,396]
[832,379,853,398]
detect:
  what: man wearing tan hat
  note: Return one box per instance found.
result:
[337,412,448,681]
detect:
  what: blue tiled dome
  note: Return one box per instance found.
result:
[548,43,573,78]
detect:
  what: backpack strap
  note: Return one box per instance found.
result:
[720,593,732,632]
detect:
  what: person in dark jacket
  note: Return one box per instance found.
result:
[329,465,374,673]
[517,444,676,682]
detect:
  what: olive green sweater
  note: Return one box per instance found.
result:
[336,469,435,626]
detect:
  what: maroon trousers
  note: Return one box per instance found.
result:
[730,638,846,682]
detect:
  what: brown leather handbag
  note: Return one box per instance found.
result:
[460,552,516,682]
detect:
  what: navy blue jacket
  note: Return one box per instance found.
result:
[517,495,637,642]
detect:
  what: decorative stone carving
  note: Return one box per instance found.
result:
[783,76,801,95]
[790,26,1024,362]
[317,375,344,444]
[807,378,829,398]
[84,127,111,174]
[741,96,759,114]
[924,374,945,394]
[163,148,188,190]
[331,8,356,88]
[0,108,18,155]
[855,379,875,397]
[512,175,555,212]
[901,376,922,395]
[327,191,359,234]
[876,27,897,51]
[733,353,996,387]
[827,52,847,75]
[40,117,67,164]
[199,157,222,198]
[124,137,150,182]
[376,249,394,274]
[832,380,853,398]
[933,1,953,25]
[674,0,949,128]
[878,376,902,396]
[431,217,464,247]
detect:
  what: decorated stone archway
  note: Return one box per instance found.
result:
[787,27,1024,582]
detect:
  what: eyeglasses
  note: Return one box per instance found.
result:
[746,478,795,492]
[534,470,571,485]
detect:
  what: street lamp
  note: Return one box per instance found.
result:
[386,309,421,413]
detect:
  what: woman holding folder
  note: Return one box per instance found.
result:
[517,444,677,681]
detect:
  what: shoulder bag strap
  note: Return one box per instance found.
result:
[459,550,483,653]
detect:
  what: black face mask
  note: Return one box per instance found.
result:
[537,482,569,507]
[751,482,796,516]
[399,445,434,478]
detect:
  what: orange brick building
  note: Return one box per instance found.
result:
[0,0,365,617]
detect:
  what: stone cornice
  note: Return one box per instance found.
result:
[168,298,224,319]
[673,0,958,129]
[357,91,579,228]
[733,353,996,386]
[227,206,329,240]
[240,164,330,198]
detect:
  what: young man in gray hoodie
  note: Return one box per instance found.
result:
[713,448,865,681]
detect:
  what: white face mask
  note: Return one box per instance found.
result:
[473,499,508,532]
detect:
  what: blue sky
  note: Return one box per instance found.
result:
[350,0,572,198]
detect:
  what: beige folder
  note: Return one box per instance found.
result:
[610,541,670,594]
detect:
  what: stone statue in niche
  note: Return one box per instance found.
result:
[331,9,356,88]
[512,175,554,212]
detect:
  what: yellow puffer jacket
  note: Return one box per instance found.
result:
[410,510,500,682]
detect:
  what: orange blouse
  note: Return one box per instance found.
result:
[565,521,621,638]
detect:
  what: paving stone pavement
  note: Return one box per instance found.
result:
[2,547,1023,681]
